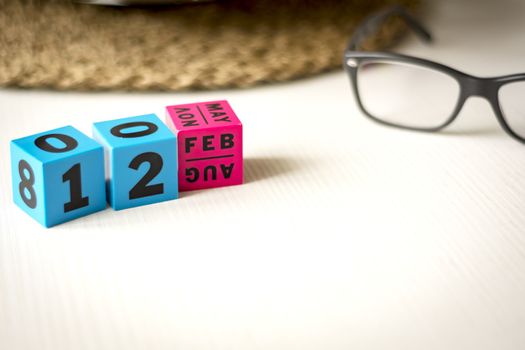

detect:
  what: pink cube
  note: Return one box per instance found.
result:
[165,100,243,191]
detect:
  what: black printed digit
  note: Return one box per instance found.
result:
[110,121,158,138]
[62,163,89,213]
[128,152,164,200]
[18,160,37,209]
[34,133,78,153]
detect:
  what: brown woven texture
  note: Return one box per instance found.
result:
[0,0,417,91]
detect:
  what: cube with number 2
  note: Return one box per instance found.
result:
[93,114,178,210]
[10,126,106,227]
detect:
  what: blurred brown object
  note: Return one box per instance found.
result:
[0,0,418,91]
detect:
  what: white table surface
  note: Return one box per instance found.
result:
[2,0,525,349]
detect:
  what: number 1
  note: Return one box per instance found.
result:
[62,163,89,213]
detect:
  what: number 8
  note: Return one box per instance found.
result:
[18,160,37,209]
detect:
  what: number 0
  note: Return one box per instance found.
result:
[110,122,158,138]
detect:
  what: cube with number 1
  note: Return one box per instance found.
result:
[10,126,106,227]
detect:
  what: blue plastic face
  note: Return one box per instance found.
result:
[10,126,106,227]
[92,114,178,210]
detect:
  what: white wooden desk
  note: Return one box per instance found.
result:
[1,0,525,349]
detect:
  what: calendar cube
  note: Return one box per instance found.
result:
[10,126,106,228]
[93,114,178,210]
[165,100,243,191]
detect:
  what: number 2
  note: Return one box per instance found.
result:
[128,152,164,200]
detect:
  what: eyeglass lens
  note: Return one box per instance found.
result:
[356,60,460,129]
[499,81,525,139]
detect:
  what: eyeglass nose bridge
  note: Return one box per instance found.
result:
[460,75,499,100]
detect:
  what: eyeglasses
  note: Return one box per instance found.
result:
[343,6,525,143]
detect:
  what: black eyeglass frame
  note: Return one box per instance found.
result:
[343,6,525,143]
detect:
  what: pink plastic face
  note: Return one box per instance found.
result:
[165,100,243,191]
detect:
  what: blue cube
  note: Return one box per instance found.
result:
[93,114,178,210]
[10,126,106,228]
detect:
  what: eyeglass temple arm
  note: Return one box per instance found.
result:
[346,5,432,52]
